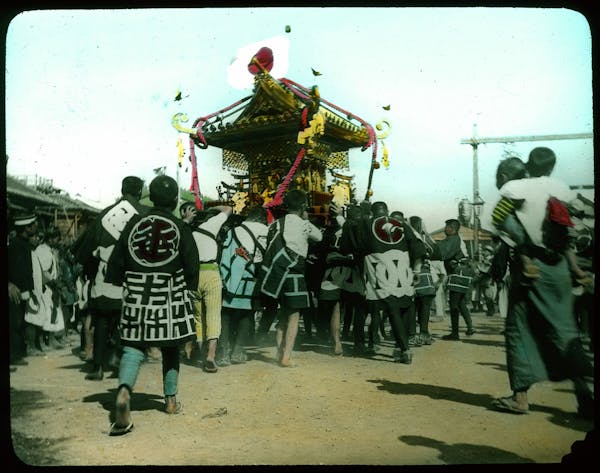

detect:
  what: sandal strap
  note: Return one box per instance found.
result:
[117,384,132,395]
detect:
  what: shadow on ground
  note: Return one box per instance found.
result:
[460,338,506,348]
[10,388,74,466]
[10,388,54,417]
[398,434,535,464]
[368,378,590,432]
[82,388,165,422]
[477,361,507,372]
[10,431,70,466]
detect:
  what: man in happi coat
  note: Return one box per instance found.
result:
[430,218,475,340]
[218,206,268,365]
[104,175,199,435]
[73,176,147,381]
[357,201,425,364]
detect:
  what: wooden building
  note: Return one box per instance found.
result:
[430,223,495,259]
[6,175,101,242]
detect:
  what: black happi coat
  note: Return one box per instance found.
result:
[73,196,147,311]
[361,216,425,303]
[106,207,199,347]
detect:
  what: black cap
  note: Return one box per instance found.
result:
[149,175,178,207]
[121,176,144,197]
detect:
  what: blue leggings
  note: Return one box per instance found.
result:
[118,345,180,396]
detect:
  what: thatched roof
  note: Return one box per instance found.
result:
[6,175,101,214]
[43,192,101,214]
[6,175,58,206]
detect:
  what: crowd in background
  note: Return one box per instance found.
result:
[7,146,594,434]
[8,219,89,365]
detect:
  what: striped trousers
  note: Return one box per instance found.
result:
[194,264,223,341]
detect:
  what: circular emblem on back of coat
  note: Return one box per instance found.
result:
[128,215,180,267]
[372,216,404,244]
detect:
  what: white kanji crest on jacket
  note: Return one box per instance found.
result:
[128,215,181,267]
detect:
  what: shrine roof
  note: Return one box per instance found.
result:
[196,73,370,153]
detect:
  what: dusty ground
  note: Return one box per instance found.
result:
[8,313,595,467]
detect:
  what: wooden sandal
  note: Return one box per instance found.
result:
[109,421,134,436]
[109,385,133,435]
[491,396,528,414]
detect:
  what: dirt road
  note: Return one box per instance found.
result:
[8,314,595,466]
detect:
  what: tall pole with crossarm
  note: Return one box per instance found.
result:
[460,129,593,263]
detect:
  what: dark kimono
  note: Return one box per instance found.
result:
[8,234,34,360]
[506,256,592,391]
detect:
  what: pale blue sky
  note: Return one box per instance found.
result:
[5,7,594,231]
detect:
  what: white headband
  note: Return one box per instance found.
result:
[14,216,36,226]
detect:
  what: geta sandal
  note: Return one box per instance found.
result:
[109,421,134,436]
[491,396,528,414]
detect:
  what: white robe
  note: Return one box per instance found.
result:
[24,248,47,327]
[31,243,65,333]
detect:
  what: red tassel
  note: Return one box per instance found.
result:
[194,195,203,211]
[188,137,203,211]
[301,107,309,128]
[547,197,573,227]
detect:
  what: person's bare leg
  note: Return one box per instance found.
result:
[184,340,194,360]
[514,390,529,409]
[114,385,132,427]
[280,312,299,366]
[205,338,218,362]
[331,302,343,355]
[83,314,94,360]
[276,323,285,362]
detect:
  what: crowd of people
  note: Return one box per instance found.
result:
[8,217,85,365]
[7,146,594,436]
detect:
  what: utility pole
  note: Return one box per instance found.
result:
[463,124,485,263]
